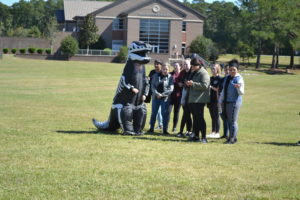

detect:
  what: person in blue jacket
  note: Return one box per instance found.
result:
[219,59,245,144]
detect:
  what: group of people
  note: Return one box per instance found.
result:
[92,41,244,144]
[145,57,245,144]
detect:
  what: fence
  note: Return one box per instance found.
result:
[76,49,119,56]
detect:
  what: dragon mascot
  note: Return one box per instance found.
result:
[92,41,152,135]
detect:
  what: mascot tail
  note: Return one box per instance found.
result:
[92,118,110,130]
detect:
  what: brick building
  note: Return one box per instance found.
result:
[61,0,205,57]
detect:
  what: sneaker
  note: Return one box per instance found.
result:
[188,136,200,142]
[185,132,192,137]
[211,133,220,139]
[172,128,177,132]
[176,132,184,138]
[163,130,170,135]
[155,125,162,130]
[206,133,215,138]
[297,141,300,146]
[201,138,208,144]
[220,135,227,139]
[147,128,154,133]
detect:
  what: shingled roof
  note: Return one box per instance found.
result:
[63,0,113,21]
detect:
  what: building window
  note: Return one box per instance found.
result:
[113,18,124,30]
[139,19,169,54]
[182,21,186,32]
[181,43,186,55]
[112,40,124,51]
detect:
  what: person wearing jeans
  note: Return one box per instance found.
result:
[219,59,245,144]
[148,63,174,135]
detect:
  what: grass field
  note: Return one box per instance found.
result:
[0,55,299,200]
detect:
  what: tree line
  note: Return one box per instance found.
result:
[184,0,300,68]
[1,0,299,68]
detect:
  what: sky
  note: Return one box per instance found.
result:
[1,0,236,7]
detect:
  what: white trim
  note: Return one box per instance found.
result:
[128,15,183,20]
[95,16,116,19]
[183,19,203,23]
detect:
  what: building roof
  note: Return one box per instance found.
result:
[63,0,113,21]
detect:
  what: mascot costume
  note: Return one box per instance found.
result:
[92,41,152,135]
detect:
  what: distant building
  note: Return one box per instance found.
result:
[58,0,205,57]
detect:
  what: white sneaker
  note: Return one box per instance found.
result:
[207,133,215,138]
[210,133,220,138]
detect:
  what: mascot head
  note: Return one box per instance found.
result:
[128,41,152,64]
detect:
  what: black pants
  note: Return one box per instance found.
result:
[188,103,206,139]
[121,104,147,133]
[170,97,181,130]
[208,103,220,133]
[180,103,192,133]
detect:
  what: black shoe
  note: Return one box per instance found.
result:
[176,132,184,138]
[220,135,227,139]
[163,131,170,135]
[224,139,231,144]
[230,138,237,144]
[201,138,208,144]
[188,136,200,142]
[147,128,154,133]
[297,141,300,146]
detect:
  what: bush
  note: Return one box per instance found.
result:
[3,48,9,54]
[19,48,26,54]
[28,47,36,54]
[45,48,51,55]
[60,36,79,57]
[190,36,213,60]
[116,46,128,63]
[37,48,44,54]
[103,48,112,55]
[11,48,17,54]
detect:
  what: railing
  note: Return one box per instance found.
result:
[76,49,119,56]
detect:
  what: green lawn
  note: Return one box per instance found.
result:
[0,55,299,200]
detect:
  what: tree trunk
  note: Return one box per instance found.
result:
[271,49,276,68]
[275,47,279,68]
[256,39,261,69]
[290,49,295,69]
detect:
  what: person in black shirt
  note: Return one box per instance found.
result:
[207,64,222,138]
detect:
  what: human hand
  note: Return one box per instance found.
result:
[234,84,241,88]
[132,88,139,94]
[142,95,146,101]
[156,93,162,99]
[186,80,193,86]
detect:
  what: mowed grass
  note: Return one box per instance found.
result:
[0,55,299,200]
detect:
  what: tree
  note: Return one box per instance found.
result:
[60,35,79,57]
[116,46,128,63]
[237,41,254,64]
[78,14,99,52]
[28,26,41,38]
[190,35,215,61]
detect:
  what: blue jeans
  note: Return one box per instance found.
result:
[150,98,170,132]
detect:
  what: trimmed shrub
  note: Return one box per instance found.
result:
[103,48,112,55]
[11,48,17,54]
[3,48,9,54]
[60,36,79,57]
[37,48,44,54]
[45,48,51,55]
[19,48,26,54]
[116,46,128,63]
[28,47,36,54]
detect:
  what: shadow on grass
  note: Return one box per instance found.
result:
[56,130,118,135]
[254,69,295,75]
[261,142,299,147]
